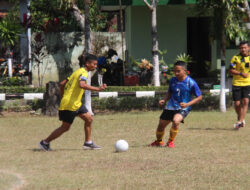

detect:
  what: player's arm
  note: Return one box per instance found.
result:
[159,92,171,106]
[229,68,248,78]
[59,79,68,98]
[180,81,202,108]
[229,58,248,78]
[180,95,202,108]
[79,80,107,91]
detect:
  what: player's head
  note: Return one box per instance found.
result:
[78,53,98,71]
[239,41,249,57]
[173,61,187,79]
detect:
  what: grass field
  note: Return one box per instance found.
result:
[0,110,249,190]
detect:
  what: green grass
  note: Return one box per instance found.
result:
[0,110,249,190]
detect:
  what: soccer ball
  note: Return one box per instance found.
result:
[115,140,129,152]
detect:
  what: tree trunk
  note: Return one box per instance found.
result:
[220,9,227,113]
[152,1,160,86]
[243,0,250,22]
[71,3,85,31]
[84,0,94,115]
[119,0,125,83]
[43,82,60,116]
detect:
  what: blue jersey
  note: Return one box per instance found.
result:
[165,76,201,112]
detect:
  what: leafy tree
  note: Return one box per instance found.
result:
[0,5,23,51]
[196,0,249,112]
[30,0,107,32]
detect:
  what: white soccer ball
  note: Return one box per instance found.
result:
[115,140,129,152]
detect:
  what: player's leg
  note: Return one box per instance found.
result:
[39,122,71,151]
[240,98,248,123]
[232,86,243,129]
[38,110,75,151]
[45,122,71,143]
[166,113,183,148]
[239,86,250,127]
[79,112,101,150]
[234,100,241,121]
[150,109,172,147]
[150,119,171,147]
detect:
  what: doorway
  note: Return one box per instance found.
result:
[187,17,211,78]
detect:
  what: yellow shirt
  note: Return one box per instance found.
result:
[230,54,250,86]
[59,67,88,111]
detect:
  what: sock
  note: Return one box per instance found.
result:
[43,140,49,145]
[168,128,178,142]
[85,140,93,144]
[156,130,165,142]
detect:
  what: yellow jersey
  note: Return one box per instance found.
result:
[230,53,250,86]
[59,67,88,111]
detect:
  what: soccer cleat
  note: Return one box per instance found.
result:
[38,140,52,151]
[149,140,164,147]
[234,122,243,129]
[166,141,175,148]
[83,142,102,150]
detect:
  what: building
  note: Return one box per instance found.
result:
[98,0,248,78]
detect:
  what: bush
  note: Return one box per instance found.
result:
[0,85,167,93]
[0,93,233,113]
[0,86,45,93]
[1,77,26,86]
[103,86,168,92]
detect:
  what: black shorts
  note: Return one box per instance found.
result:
[232,85,250,101]
[59,104,88,124]
[160,109,189,123]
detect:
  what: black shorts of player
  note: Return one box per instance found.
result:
[160,109,189,123]
[59,104,88,124]
[232,85,250,101]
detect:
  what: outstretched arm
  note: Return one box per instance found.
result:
[79,80,107,91]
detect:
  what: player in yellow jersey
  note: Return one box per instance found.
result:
[39,54,107,150]
[229,41,250,129]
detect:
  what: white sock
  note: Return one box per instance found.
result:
[85,141,93,144]
[43,140,49,145]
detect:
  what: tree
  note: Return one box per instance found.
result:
[0,5,22,49]
[196,0,249,112]
[143,0,160,86]
[30,0,107,32]
[237,0,250,22]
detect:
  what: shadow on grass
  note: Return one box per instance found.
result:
[29,148,81,152]
[188,127,236,131]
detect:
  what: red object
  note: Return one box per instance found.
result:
[53,18,59,25]
[124,75,139,86]
[149,140,164,147]
[23,13,27,23]
[167,141,175,148]
[35,33,42,42]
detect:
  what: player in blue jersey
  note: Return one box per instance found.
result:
[150,61,202,148]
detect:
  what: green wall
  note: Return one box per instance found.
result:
[126,5,194,66]
[125,5,239,71]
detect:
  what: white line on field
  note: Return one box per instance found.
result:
[0,170,26,190]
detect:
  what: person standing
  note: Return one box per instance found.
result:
[229,41,250,129]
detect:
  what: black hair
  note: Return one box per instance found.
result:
[174,61,187,70]
[107,49,118,58]
[78,53,97,67]
[239,41,249,46]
